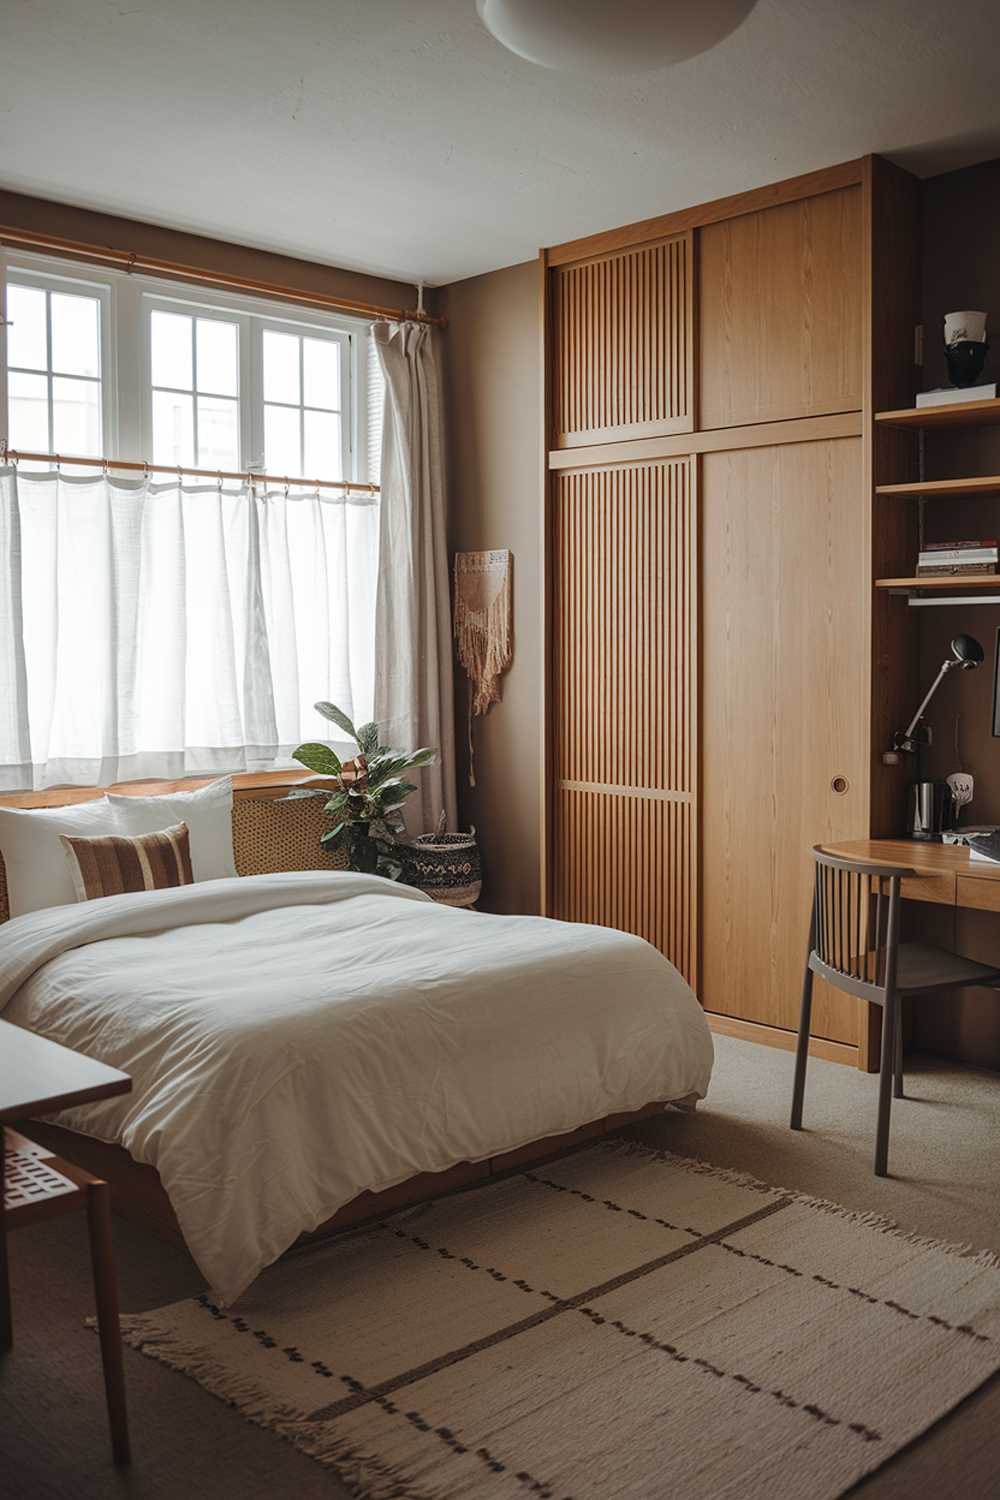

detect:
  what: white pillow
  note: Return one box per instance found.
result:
[0,796,121,917]
[108,777,236,883]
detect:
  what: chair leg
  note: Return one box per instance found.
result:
[790,961,814,1130]
[86,1180,130,1465]
[875,994,897,1177]
[894,1001,904,1100]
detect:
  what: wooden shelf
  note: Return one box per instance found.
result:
[875,398,1000,430]
[875,475,1000,498]
[875,575,1000,591]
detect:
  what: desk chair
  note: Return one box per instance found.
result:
[2,1128,130,1463]
[790,845,1000,1176]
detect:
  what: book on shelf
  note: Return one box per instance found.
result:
[915,383,998,408]
[916,563,998,576]
[920,539,998,552]
[918,548,998,563]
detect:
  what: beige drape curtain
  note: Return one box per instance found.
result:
[372,320,457,832]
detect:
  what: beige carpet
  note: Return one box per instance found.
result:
[118,1139,1000,1500]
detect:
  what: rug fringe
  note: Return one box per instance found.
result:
[119,1315,428,1500]
[598,1136,1000,1268]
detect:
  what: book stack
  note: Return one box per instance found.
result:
[917,539,999,577]
[916,383,998,408]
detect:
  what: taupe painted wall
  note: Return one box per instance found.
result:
[438,261,541,914]
[0,189,422,318]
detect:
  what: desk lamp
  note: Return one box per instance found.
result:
[888,634,984,759]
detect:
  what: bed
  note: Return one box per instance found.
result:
[0,783,713,1307]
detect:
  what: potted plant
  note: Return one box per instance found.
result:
[284,701,436,880]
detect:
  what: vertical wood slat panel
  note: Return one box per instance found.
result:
[552,235,692,446]
[555,460,692,791]
[552,458,697,986]
[553,790,695,986]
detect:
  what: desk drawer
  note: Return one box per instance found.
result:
[956,876,1000,913]
[901,872,955,906]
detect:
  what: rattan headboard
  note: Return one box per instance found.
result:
[0,785,346,924]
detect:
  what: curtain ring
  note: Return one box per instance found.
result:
[283,475,290,499]
[142,460,149,483]
[217,470,223,494]
[55,454,61,473]
[102,456,109,477]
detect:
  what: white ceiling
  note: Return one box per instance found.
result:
[4,0,1000,289]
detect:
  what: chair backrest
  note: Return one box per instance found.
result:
[809,845,915,999]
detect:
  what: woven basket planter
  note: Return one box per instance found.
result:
[402,829,481,908]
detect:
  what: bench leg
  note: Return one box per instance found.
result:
[86,1180,130,1465]
[894,1002,904,1100]
[875,994,897,1177]
[790,961,814,1130]
[0,1135,11,1352]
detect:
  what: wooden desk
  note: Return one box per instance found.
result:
[824,838,1000,913]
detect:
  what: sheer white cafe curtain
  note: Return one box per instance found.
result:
[372,319,457,831]
[0,466,378,791]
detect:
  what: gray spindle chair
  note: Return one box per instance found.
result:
[790,845,1000,1176]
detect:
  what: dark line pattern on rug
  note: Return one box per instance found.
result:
[526,1170,992,1346]
[366,1212,881,1444]
[306,1198,791,1422]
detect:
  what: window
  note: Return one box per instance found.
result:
[5,275,108,460]
[2,252,378,484]
[0,251,384,789]
[149,308,240,469]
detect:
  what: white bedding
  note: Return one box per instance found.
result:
[0,872,713,1304]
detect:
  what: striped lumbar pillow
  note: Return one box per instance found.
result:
[61,822,194,902]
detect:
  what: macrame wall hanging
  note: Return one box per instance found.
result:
[453,548,512,787]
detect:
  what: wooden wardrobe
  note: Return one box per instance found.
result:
[540,156,920,1069]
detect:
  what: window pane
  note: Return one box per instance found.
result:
[152,388,195,466]
[7,285,47,371]
[264,403,301,478]
[51,292,101,378]
[196,318,238,397]
[304,409,342,480]
[52,376,101,456]
[151,310,193,390]
[303,337,340,410]
[263,330,300,404]
[197,396,239,470]
[9,370,49,449]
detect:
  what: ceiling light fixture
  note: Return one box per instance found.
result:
[476,0,758,75]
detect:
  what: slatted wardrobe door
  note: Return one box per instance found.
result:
[552,234,693,449]
[551,458,697,984]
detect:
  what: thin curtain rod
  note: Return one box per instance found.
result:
[0,224,447,330]
[0,447,379,495]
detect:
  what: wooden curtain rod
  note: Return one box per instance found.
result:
[0,448,379,495]
[0,224,447,330]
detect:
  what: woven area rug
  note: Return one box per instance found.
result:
[120,1142,1000,1499]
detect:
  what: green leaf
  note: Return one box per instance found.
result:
[292,742,343,777]
[314,701,358,745]
[356,721,380,755]
[280,787,328,801]
[320,822,347,846]
[323,791,349,814]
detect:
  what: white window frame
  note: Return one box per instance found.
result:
[0,258,116,460]
[1,249,373,485]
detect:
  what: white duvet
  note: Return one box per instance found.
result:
[0,872,713,1304]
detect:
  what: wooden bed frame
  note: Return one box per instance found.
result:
[24,1100,688,1264]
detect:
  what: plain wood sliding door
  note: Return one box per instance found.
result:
[700,436,869,1044]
